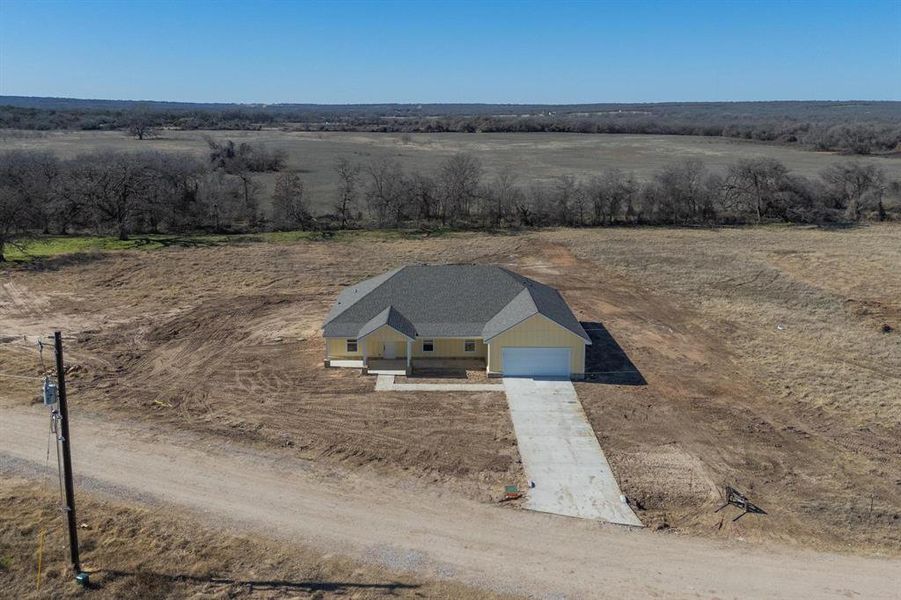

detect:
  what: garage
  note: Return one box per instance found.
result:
[502,347,571,377]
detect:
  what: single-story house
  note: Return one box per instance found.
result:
[322,264,590,378]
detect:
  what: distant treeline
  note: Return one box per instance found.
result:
[1,140,898,261]
[2,98,901,155]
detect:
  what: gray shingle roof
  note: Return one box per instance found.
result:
[357,306,417,340]
[322,265,590,343]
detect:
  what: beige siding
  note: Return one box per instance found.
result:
[327,334,486,359]
[326,326,409,359]
[326,337,361,359]
[363,326,410,358]
[411,338,486,358]
[325,325,407,360]
[487,314,586,375]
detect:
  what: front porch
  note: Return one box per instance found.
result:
[405,358,487,378]
[365,359,408,375]
[327,356,488,377]
[367,357,488,377]
[326,333,489,377]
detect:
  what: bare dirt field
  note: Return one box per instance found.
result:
[4,129,901,213]
[529,226,901,553]
[1,225,899,568]
[1,234,524,502]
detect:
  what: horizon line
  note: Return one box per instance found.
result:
[2,94,900,107]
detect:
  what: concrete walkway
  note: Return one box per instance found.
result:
[375,374,395,390]
[503,377,643,526]
[375,374,504,392]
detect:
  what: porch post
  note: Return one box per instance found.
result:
[362,339,368,368]
[406,339,412,375]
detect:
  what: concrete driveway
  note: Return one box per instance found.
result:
[502,377,643,526]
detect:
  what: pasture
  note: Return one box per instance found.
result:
[4,129,901,213]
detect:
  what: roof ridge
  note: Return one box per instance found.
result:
[358,302,417,339]
[525,283,591,343]
[323,265,407,325]
[516,286,539,313]
[494,265,527,286]
[481,287,538,339]
[495,267,591,343]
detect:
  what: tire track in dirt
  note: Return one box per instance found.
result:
[514,235,900,553]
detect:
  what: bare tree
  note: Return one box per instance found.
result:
[588,169,638,225]
[408,172,437,225]
[205,138,264,228]
[0,189,31,262]
[652,159,712,224]
[76,152,154,240]
[198,170,242,232]
[149,153,206,232]
[821,162,886,221]
[334,157,361,229]
[438,153,481,226]
[724,158,789,223]
[0,151,62,234]
[364,158,407,227]
[127,107,157,141]
[49,171,84,235]
[553,175,581,226]
[0,151,82,257]
[483,168,518,228]
[0,153,47,261]
[520,184,551,226]
[272,172,310,230]
[207,138,284,173]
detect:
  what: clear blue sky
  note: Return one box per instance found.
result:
[1,0,899,104]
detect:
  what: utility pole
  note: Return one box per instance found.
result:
[53,331,86,583]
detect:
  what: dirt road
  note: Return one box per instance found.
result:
[2,405,896,599]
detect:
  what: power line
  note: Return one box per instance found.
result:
[38,337,48,371]
[0,372,42,381]
[0,336,55,381]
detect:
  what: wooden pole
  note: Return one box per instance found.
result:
[54,331,81,575]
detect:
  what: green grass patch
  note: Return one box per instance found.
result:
[2,234,238,263]
[4,236,153,260]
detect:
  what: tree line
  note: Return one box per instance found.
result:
[3,100,900,156]
[0,139,284,260]
[326,154,895,231]
[1,143,896,262]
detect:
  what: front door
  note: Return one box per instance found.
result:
[383,342,397,359]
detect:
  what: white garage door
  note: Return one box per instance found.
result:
[502,347,571,377]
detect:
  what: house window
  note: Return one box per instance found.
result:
[464,340,476,353]
[346,339,358,353]
[422,339,434,352]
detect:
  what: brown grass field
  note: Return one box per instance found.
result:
[1,224,899,582]
[3,129,901,213]
[0,476,515,599]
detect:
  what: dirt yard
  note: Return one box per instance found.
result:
[0,476,515,600]
[1,225,899,557]
[542,226,901,553]
[0,234,523,502]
